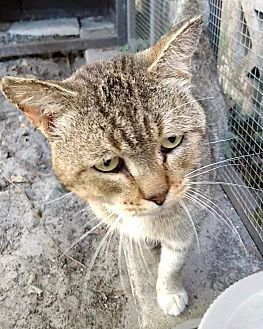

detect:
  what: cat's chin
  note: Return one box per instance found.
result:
[141,206,177,217]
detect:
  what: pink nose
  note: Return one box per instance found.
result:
[145,191,168,206]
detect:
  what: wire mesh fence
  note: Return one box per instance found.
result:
[127,0,263,253]
[127,0,173,50]
[209,0,263,252]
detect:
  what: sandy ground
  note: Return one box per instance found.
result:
[0,55,133,329]
[0,55,262,329]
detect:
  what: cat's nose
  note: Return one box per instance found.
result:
[145,191,168,206]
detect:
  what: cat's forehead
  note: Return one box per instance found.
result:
[60,54,205,159]
[77,56,157,132]
[77,54,195,121]
[56,55,161,161]
[94,54,146,77]
[75,105,159,156]
[81,54,148,85]
[87,55,152,104]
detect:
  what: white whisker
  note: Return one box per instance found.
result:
[44,192,73,205]
[129,236,135,260]
[59,220,104,259]
[205,137,238,145]
[104,226,116,260]
[186,191,236,235]
[144,238,158,261]
[185,191,248,255]
[186,163,246,179]
[180,200,200,253]
[118,230,126,291]
[189,181,262,192]
[123,238,138,300]
[185,152,262,178]
[87,220,119,280]
[71,205,91,219]
[137,240,153,278]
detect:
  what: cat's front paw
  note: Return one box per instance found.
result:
[157,288,188,316]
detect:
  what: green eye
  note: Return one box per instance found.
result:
[161,135,183,152]
[94,157,121,173]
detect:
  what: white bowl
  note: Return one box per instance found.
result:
[199,271,263,329]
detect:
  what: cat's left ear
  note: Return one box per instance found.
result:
[144,16,203,79]
[1,76,77,137]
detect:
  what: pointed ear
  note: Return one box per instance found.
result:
[145,16,203,80]
[1,76,77,137]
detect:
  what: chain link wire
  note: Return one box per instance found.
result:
[127,0,263,249]
[209,0,262,245]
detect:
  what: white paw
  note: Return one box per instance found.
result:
[157,289,188,316]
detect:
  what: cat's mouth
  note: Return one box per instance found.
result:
[120,201,183,219]
[106,198,177,218]
[115,181,189,217]
[104,179,189,218]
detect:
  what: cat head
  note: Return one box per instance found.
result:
[1,17,206,220]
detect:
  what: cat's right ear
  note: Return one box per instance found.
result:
[1,76,77,138]
[141,16,203,81]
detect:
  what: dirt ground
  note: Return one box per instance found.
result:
[0,54,262,329]
[0,54,134,329]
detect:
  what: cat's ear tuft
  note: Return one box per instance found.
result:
[146,16,203,79]
[1,76,77,137]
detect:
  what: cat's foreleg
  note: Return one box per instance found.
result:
[156,243,189,316]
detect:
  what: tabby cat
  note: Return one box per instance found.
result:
[1,17,217,316]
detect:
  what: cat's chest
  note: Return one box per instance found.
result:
[119,213,193,244]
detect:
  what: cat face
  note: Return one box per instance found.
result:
[1,17,206,220]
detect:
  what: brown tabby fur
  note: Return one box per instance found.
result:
[1,16,222,316]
